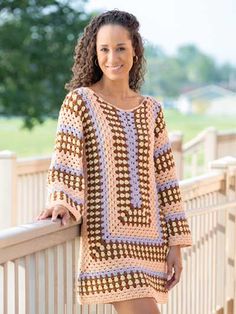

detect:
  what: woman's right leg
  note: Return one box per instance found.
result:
[111,297,161,314]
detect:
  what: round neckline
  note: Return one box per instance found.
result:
[84,86,148,112]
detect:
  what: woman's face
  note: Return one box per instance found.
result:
[96,24,135,81]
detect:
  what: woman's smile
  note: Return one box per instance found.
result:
[106,64,124,71]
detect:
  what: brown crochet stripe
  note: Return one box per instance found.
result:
[55,131,84,158]
[47,168,84,192]
[77,270,168,296]
[49,190,83,215]
[166,218,192,237]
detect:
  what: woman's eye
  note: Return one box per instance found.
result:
[100,47,125,52]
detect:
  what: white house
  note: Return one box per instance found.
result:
[176,84,236,115]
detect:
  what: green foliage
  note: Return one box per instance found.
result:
[0,0,92,129]
[143,43,236,97]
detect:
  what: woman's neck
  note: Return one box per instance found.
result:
[94,77,133,98]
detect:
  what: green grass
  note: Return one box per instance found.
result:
[164,108,236,142]
[0,109,235,158]
[0,117,58,158]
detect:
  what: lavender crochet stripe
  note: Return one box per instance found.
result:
[157,179,179,192]
[154,142,171,158]
[118,111,142,208]
[48,186,84,205]
[57,124,83,139]
[52,162,84,176]
[152,98,162,121]
[165,212,187,221]
[78,266,167,279]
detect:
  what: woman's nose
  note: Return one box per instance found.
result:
[107,51,118,63]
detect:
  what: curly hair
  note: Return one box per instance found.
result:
[65,9,147,92]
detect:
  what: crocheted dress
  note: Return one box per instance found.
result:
[46,86,193,305]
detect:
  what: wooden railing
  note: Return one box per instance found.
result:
[183,127,236,178]
[1,128,235,230]
[0,220,81,314]
[0,151,50,230]
[1,156,236,314]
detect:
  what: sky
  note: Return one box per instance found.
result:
[83,0,236,67]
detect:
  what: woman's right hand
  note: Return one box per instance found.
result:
[35,205,71,226]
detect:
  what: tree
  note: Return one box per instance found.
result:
[0,0,93,129]
[177,44,220,83]
[143,43,236,97]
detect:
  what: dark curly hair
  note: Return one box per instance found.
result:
[65,9,147,92]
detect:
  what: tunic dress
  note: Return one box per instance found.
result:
[45,86,193,305]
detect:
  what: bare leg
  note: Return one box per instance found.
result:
[111,297,161,314]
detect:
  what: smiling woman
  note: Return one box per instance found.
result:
[36,9,193,314]
[83,22,147,111]
[64,9,146,93]
[96,24,135,79]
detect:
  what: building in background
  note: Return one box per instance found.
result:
[177,84,236,115]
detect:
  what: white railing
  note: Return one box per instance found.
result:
[0,128,236,230]
[0,151,50,230]
[0,220,82,314]
[1,156,236,314]
[183,127,236,178]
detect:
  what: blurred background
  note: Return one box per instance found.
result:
[1,2,236,314]
[0,0,235,158]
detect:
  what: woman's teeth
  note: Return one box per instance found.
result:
[107,65,122,69]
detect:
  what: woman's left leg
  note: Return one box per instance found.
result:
[111,297,161,314]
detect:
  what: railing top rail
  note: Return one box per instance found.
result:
[0,218,81,249]
[183,128,209,152]
[0,219,81,263]
[16,156,51,174]
[180,170,224,195]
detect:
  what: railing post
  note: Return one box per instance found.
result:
[171,131,184,180]
[210,156,236,314]
[0,150,17,229]
[204,127,217,171]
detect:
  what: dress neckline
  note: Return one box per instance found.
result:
[84,86,148,113]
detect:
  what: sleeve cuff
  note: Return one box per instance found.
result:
[46,197,83,223]
[168,233,193,248]
[165,212,193,248]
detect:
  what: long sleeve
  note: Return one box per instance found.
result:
[153,100,192,248]
[45,90,85,223]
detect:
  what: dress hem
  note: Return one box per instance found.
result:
[76,287,169,305]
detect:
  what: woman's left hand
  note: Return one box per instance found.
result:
[165,245,183,290]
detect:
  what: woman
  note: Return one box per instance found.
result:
[36,9,192,314]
